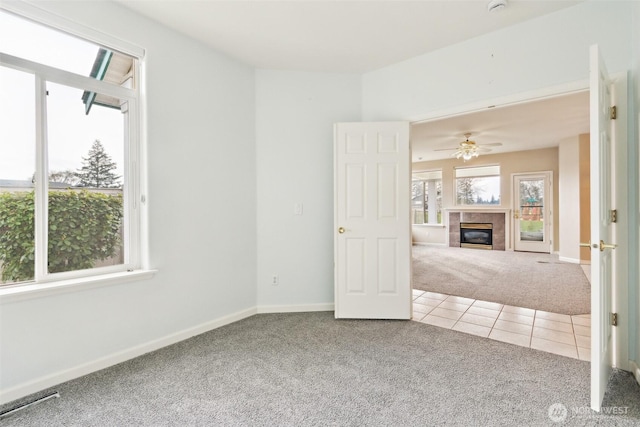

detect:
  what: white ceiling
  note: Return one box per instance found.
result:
[116,0,589,160]
[117,0,582,73]
[411,90,590,162]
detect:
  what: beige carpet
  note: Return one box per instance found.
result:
[412,244,590,315]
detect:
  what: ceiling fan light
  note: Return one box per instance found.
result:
[455,144,479,161]
[452,133,484,161]
[487,0,507,13]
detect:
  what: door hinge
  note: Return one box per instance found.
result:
[610,105,617,120]
[610,209,617,223]
[611,313,618,327]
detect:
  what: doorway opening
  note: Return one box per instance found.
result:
[409,88,592,360]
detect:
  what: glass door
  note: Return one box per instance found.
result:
[513,172,552,253]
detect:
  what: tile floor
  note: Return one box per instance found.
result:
[412,289,591,361]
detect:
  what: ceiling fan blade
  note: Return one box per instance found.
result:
[433,147,458,151]
[482,142,503,147]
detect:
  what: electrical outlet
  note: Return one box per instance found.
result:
[271,274,279,286]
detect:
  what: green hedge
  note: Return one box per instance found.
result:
[0,190,123,282]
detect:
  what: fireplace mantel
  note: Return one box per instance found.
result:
[444,207,511,214]
[446,209,511,251]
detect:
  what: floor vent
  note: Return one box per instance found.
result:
[0,391,60,419]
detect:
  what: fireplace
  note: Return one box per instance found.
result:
[460,223,493,250]
[447,210,506,250]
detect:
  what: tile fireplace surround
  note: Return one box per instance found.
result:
[448,210,508,250]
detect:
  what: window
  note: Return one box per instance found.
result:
[0,9,142,287]
[412,170,442,224]
[455,165,501,206]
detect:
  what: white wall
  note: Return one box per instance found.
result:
[362,0,634,121]
[255,70,361,310]
[412,225,447,245]
[0,0,257,401]
[558,137,581,263]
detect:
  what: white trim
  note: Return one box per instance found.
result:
[409,79,589,124]
[0,53,137,100]
[257,303,334,314]
[0,306,257,405]
[611,71,630,373]
[558,256,581,264]
[0,1,145,59]
[34,75,47,281]
[0,270,157,304]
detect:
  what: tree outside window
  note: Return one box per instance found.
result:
[412,170,442,224]
[76,140,122,188]
[455,165,501,206]
[0,10,140,286]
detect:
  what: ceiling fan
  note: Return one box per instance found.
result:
[434,133,502,161]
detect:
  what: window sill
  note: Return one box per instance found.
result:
[0,269,157,304]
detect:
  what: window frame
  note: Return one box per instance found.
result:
[0,4,150,293]
[454,164,502,207]
[411,169,443,226]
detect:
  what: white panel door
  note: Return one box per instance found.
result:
[334,122,411,319]
[513,172,552,253]
[589,44,616,412]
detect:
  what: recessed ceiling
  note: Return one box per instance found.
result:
[116,0,583,73]
[411,91,590,163]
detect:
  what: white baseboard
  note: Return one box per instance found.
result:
[0,307,257,405]
[630,360,640,387]
[558,256,581,264]
[257,303,334,313]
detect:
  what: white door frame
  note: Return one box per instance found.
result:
[607,71,629,372]
[407,77,629,385]
[511,171,553,253]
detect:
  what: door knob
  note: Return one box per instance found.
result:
[579,242,592,248]
[338,227,345,234]
[599,240,617,252]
